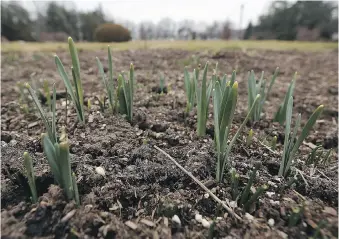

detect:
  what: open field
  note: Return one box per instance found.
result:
[1,43,338,238]
[1,40,338,52]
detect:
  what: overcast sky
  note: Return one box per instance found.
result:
[75,0,273,28]
[18,0,296,29]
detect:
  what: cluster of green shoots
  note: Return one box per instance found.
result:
[21,37,137,204]
[247,67,279,122]
[213,74,260,181]
[55,38,85,123]
[96,46,135,122]
[230,163,268,212]
[56,38,136,124]
[274,73,296,124]
[183,62,324,181]
[24,83,79,205]
[305,145,332,166]
[279,96,324,176]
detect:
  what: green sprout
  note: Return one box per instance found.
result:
[230,168,239,200]
[97,95,106,113]
[278,96,324,177]
[23,152,38,203]
[96,46,116,113]
[247,67,279,122]
[231,164,268,212]
[274,72,296,125]
[87,99,92,110]
[17,82,30,114]
[213,77,260,182]
[25,83,57,144]
[288,206,304,227]
[196,62,213,136]
[183,65,197,113]
[55,37,85,123]
[118,63,135,122]
[42,132,79,205]
[43,80,51,110]
[306,146,333,166]
[159,73,165,94]
[246,129,254,147]
[271,136,277,150]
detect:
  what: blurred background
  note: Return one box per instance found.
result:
[1,0,338,43]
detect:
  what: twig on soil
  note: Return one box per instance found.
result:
[317,169,335,184]
[296,169,309,188]
[154,145,242,221]
[258,140,279,155]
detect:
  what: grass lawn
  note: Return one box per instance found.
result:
[1,40,337,53]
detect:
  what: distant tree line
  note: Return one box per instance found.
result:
[1,1,108,41]
[244,1,338,41]
[1,1,337,42]
[0,1,236,42]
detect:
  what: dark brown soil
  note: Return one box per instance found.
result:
[1,48,338,238]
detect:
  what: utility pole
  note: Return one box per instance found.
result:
[32,1,41,41]
[239,3,244,39]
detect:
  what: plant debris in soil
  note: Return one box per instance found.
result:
[1,48,338,238]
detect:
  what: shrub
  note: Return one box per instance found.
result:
[94,23,131,42]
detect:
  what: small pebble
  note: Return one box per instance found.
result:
[204,193,209,199]
[245,213,254,221]
[201,218,211,228]
[270,200,280,206]
[268,218,275,227]
[9,139,17,146]
[1,141,7,148]
[266,192,275,198]
[195,214,202,222]
[229,201,237,208]
[172,215,181,225]
[95,166,106,176]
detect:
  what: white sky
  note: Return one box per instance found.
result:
[17,0,296,29]
[75,0,273,28]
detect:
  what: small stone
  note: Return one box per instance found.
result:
[172,215,181,225]
[201,218,211,228]
[125,220,138,230]
[270,200,280,206]
[100,211,109,218]
[245,213,254,221]
[195,214,202,222]
[61,209,76,223]
[9,139,17,146]
[268,181,278,188]
[88,114,94,123]
[1,141,8,148]
[204,193,209,198]
[140,219,155,227]
[28,121,39,128]
[323,206,337,216]
[266,192,275,198]
[229,201,237,208]
[95,166,106,176]
[268,218,275,227]
[277,230,288,239]
[126,165,136,172]
[216,217,222,220]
